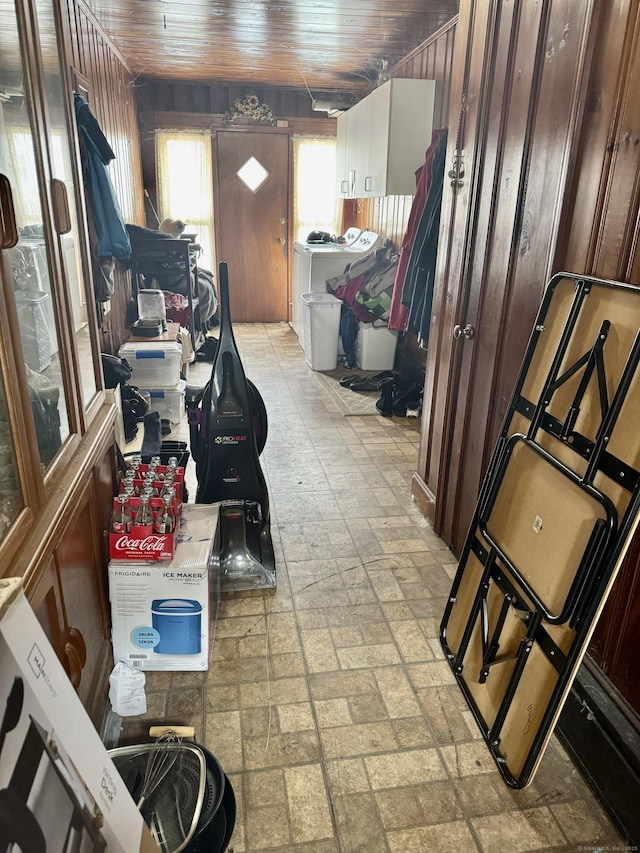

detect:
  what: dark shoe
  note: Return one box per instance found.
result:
[392,383,421,417]
[375,377,395,416]
[339,373,361,388]
[196,336,219,361]
[349,377,382,392]
[370,370,397,382]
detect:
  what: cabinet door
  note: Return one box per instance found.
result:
[365,79,437,197]
[363,84,391,197]
[351,96,372,197]
[55,484,111,728]
[34,0,101,419]
[335,111,351,196]
[0,0,74,504]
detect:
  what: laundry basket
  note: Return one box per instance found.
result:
[301,293,341,371]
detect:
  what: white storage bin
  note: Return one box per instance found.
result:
[302,292,342,371]
[118,341,182,388]
[357,322,399,371]
[140,379,186,424]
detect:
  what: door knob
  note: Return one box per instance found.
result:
[278,217,286,224]
[278,237,286,245]
[453,323,474,340]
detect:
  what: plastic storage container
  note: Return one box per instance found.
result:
[301,292,342,371]
[140,379,186,424]
[137,288,166,323]
[15,290,52,371]
[357,322,399,371]
[118,341,182,388]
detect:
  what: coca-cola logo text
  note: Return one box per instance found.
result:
[113,535,169,552]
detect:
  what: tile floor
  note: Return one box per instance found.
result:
[122,323,626,852]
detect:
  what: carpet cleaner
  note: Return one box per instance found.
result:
[186,262,275,589]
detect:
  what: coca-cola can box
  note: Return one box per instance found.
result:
[109,495,180,561]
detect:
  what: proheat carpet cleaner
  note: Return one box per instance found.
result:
[187,262,275,589]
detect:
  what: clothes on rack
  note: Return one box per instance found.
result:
[388,129,448,341]
[401,129,448,346]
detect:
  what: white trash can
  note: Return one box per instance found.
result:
[301,293,342,371]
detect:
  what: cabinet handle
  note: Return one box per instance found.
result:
[364,176,372,192]
[0,174,19,249]
[340,179,349,195]
[51,178,72,234]
[62,625,87,690]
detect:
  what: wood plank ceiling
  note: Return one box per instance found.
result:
[81,0,459,99]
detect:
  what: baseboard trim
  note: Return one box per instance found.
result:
[411,472,436,525]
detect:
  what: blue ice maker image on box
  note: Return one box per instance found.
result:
[151,599,202,654]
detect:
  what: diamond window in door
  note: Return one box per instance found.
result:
[237,156,269,192]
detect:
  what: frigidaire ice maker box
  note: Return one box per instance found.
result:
[108,504,220,671]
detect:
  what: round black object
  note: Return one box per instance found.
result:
[185,777,236,853]
[184,744,236,853]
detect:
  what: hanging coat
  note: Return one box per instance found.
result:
[388,129,447,332]
[401,130,448,345]
[74,95,131,262]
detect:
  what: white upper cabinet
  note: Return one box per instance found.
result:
[336,78,436,198]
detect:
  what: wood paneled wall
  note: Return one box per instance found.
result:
[553,0,640,712]
[411,0,640,726]
[63,0,145,354]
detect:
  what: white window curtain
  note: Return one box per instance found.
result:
[293,136,340,244]
[155,129,215,271]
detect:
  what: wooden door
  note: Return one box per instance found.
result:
[417,0,597,556]
[415,0,501,548]
[215,130,289,322]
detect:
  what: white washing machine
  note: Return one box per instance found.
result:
[291,227,380,339]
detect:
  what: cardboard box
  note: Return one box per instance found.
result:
[0,577,159,853]
[108,504,220,671]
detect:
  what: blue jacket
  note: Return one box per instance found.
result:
[74,95,131,262]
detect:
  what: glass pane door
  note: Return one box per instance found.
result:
[35,0,100,411]
[0,0,71,471]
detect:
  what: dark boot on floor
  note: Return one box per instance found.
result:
[196,336,219,362]
[392,383,421,417]
[376,377,395,416]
